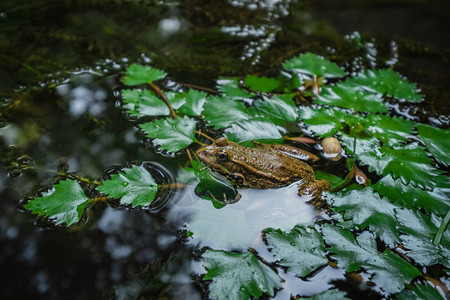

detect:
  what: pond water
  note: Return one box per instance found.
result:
[1,1,449,299]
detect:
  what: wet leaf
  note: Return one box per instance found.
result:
[395,209,450,268]
[345,69,422,102]
[202,250,282,300]
[365,114,415,145]
[396,282,446,300]
[24,179,90,226]
[202,96,257,128]
[97,165,158,207]
[316,83,387,112]
[326,188,400,247]
[244,75,280,93]
[306,289,350,300]
[264,226,328,277]
[254,95,298,122]
[176,89,207,116]
[224,119,283,144]
[217,77,255,100]
[140,116,197,153]
[315,171,345,191]
[122,89,171,117]
[282,52,346,78]
[373,175,450,216]
[298,106,346,137]
[322,225,421,294]
[122,64,166,86]
[417,123,450,167]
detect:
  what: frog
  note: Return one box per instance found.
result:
[196,137,330,199]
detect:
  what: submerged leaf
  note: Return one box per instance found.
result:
[244,75,280,93]
[264,226,328,277]
[345,69,422,102]
[122,64,166,86]
[140,116,197,153]
[417,123,450,167]
[282,52,346,78]
[24,179,90,226]
[202,250,282,300]
[97,165,158,207]
[322,225,421,294]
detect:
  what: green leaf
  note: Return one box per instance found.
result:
[122,89,171,117]
[326,188,400,247]
[395,209,450,268]
[345,69,422,102]
[396,282,446,300]
[244,75,280,93]
[254,95,298,122]
[306,289,350,300]
[373,175,450,216]
[202,250,282,300]
[202,96,257,128]
[217,77,255,100]
[282,52,346,78]
[316,83,387,113]
[24,179,90,226]
[322,225,421,294]
[176,89,207,116]
[224,119,283,144]
[298,106,346,137]
[417,123,450,166]
[365,114,415,145]
[97,165,158,208]
[122,64,166,86]
[315,170,345,191]
[140,116,197,153]
[264,226,328,277]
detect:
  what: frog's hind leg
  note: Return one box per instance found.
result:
[298,179,331,201]
[252,142,319,162]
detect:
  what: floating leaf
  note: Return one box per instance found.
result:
[224,119,283,144]
[306,289,350,300]
[395,209,450,268]
[373,175,449,216]
[140,116,197,153]
[122,89,170,117]
[24,179,90,226]
[322,225,421,294]
[315,170,345,191]
[97,165,158,207]
[417,123,450,166]
[217,77,254,100]
[282,52,346,78]
[316,83,387,113]
[396,282,446,300]
[298,106,346,137]
[345,69,422,102]
[202,96,257,128]
[176,89,207,116]
[122,64,166,86]
[264,226,328,277]
[365,114,415,145]
[202,250,282,300]
[244,75,280,93]
[326,188,400,247]
[254,95,298,122]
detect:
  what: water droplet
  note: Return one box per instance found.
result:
[17,155,34,168]
[290,242,296,246]
[122,182,129,186]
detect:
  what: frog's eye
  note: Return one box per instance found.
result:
[216,150,229,163]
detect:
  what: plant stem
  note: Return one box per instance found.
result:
[195,130,215,142]
[149,82,177,118]
[433,208,450,245]
[159,183,188,189]
[177,82,219,95]
[60,173,102,185]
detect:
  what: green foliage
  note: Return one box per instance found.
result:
[176,89,207,116]
[122,89,172,117]
[305,289,350,300]
[224,119,283,144]
[254,95,298,122]
[202,96,257,128]
[24,179,90,226]
[202,250,282,300]
[140,116,197,153]
[244,75,280,93]
[96,165,158,208]
[327,189,400,247]
[282,52,346,78]
[395,209,450,268]
[217,77,255,100]
[396,282,446,300]
[264,226,328,277]
[321,225,421,294]
[122,64,166,86]
[344,69,422,102]
[417,123,450,167]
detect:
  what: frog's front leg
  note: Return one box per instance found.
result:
[226,173,247,187]
[253,142,319,162]
[298,179,330,200]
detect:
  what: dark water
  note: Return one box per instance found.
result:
[0,1,449,299]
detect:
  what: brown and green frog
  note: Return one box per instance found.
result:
[196,137,330,199]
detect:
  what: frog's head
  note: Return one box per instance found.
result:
[196,137,237,175]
